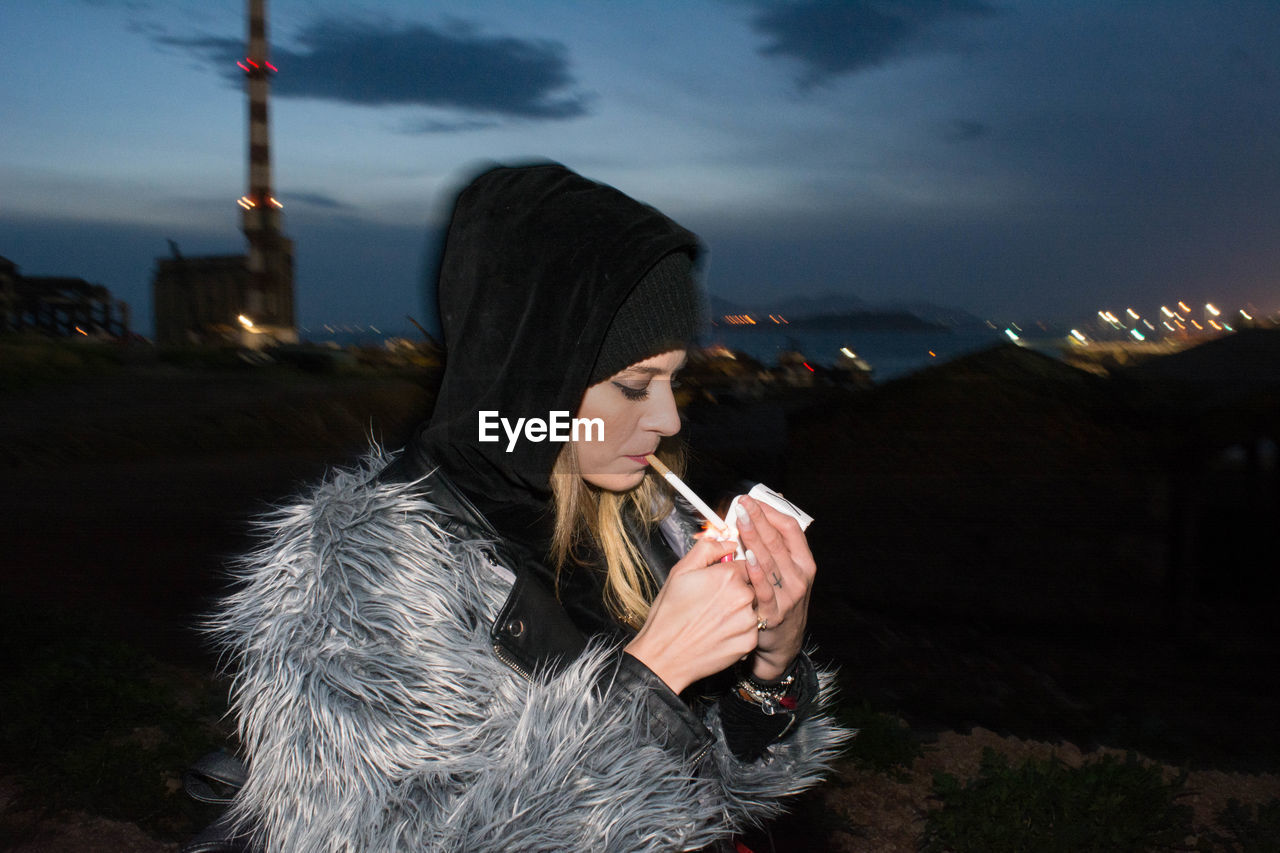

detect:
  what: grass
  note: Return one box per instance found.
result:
[0,335,128,393]
[0,600,233,844]
[834,698,924,778]
[1202,798,1280,852]
[921,747,1193,852]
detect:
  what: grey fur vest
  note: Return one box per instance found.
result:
[211,450,851,851]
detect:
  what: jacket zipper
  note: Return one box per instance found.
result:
[492,642,533,682]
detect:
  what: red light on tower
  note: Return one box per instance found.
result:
[239,57,277,74]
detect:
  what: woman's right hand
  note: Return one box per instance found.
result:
[623,537,760,695]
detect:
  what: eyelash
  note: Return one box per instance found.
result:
[613,383,649,401]
[613,378,681,401]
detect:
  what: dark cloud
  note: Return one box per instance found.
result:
[79,0,152,9]
[397,117,503,135]
[943,118,987,143]
[285,192,355,211]
[156,17,588,121]
[750,0,997,87]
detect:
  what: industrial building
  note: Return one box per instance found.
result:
[1,255,130,338]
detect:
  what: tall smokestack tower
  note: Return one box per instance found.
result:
[237,0,296,344]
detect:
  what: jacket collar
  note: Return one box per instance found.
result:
[377,443,588,676]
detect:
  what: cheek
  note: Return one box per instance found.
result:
[601,410,641,448]
[582,414,626,456]
[573,385,643,455]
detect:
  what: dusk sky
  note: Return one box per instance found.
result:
[3,0,1279,336]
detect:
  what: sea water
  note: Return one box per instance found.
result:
[315,324,1015,385]
[707,325,1009,383]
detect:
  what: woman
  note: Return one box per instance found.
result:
[213,163,850,851]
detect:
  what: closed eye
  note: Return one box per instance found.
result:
[613,381,650,401]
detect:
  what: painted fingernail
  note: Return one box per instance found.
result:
[745,548,759,567]
[735,504,752,529]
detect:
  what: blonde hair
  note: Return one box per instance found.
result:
[549,441,685,628]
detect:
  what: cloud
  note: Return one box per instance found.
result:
[78,0,152,9]
[749,0,997,87]
[156,17,589,122]
[396,116,503,135]
[943,118,988,143]
[285,191,356,211]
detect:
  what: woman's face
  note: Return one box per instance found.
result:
[574,348,686,492]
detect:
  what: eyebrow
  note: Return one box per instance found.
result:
[618,360,687,378]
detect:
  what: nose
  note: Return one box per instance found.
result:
[641,380,682,437]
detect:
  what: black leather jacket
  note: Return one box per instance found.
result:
[378,442,724,761]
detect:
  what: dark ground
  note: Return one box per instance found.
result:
[2,336,1279,848]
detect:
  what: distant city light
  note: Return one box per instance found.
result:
[1004,328,1021,342]
[840,347,856,358]
[1129,328,1145,341]
[238,314,254,328]
[1160,306,1174,317]
[265,60,278,72]
[1241,310,1254,321]
[1070,329,1087,343]
[1126,308,1139,320]
[1178,301,1191,313]
[1206,303,1221,316]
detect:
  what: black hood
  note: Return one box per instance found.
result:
[416,163,701,527]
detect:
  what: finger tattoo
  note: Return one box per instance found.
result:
[771,572,783,589]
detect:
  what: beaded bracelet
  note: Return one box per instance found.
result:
[734,662,801,716]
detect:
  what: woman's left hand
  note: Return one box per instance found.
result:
[731,495,817,682]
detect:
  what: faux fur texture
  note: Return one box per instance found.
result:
[210,451,852,852]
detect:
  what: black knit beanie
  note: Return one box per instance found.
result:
[589,251,701,385]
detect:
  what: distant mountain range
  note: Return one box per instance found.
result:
[707,293,982,329]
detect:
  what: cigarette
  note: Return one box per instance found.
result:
[644,454,727,532]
